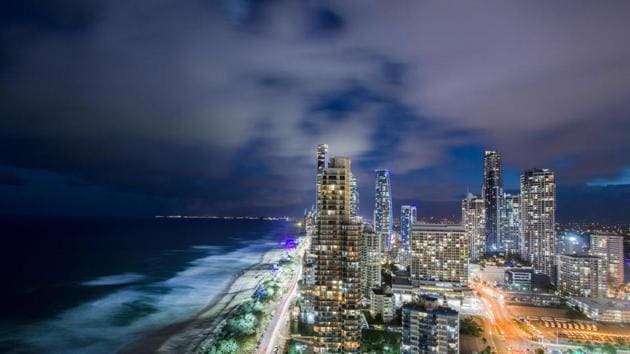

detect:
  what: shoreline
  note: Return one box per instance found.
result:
[119,245,285,354]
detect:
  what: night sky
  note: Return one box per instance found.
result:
[1,1,629,222]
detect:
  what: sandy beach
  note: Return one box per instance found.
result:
[120,247,286,354]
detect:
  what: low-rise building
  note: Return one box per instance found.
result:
[503,291,562,307]
[504,268,534,292]
[568,297,630,323]
[471,265,507,286]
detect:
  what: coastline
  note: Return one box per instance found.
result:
[120,246,285,354]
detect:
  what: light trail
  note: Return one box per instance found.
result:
[256,242,305,354]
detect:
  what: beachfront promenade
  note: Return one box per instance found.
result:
[149,248,285,353]
[256,239,307,354]
[152,237,308,354]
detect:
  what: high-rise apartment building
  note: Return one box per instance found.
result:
[370,286,395,323]
[401,296,459,354]
[401,205,417,251]
[590,234,625,294]
[499,193,521,256]
[350,174,359,218]
[520,168,556,282]
[316,144,328,201]
[313,144,329,254]
[361,226,382,296]
[557,254,607,298]
[461,193,485,263]
[482,150,503,254]
[410,224,468,285]
[313,155,361,353]
[374,169,393,251]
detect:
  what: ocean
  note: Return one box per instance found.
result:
[0,216,295,353]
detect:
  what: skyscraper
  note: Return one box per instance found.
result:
[316,144,328,204]
[499,193,521,256]
[410,224,468,286]
[461,193,485,262]
[317,144,328,173]
[313,155,361,353]
[400,205,417,251]
[313,144,329,254]
[590,234,625,294]
[401,296,459,354]
[482,150,503,254]
[361,226,382,296]
[374,169,393,251]
[520,168,556,281]
[350,174,359,218]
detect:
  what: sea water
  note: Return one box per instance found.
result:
[0,216,294,353]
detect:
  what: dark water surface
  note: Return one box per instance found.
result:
[0,216,295,353]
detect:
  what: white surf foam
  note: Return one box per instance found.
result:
[7,241,276,354]
[81,273,146,286]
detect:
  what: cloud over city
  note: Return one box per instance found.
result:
[1,0,629,218]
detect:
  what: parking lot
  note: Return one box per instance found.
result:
[509,306,630,347]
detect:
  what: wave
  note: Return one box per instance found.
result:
[191,245,224,251]
[81,273,146,286]
[4,241,277,354]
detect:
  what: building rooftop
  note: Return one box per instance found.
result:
[411,224,465,232]
[371,287,393,296]
[402,301,458,316]
[506,267,534,274]
[559,254,603,259]
[392,276,412,286]
[572,297,630,311]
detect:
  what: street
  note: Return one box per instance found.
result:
[471,281,541,353]
[471,281,584,353]
[256,240,306,354]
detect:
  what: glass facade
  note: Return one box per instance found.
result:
[374,169,393,251]
[400,205,417,251]
[482,150,503,254]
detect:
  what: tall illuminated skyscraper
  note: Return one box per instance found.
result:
[400,205,417,250]
[461,193,485,262]
[350,174,359,218]
[312,144,329,254]
[313,155,361,353]
[316,144,328,204]
[590,234,625,294]
[499,193,521,256]
[482,150,503,253]
[374,169,393,251]
[520,168,556,281]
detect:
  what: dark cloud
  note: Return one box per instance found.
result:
[0,168,26,186]
[0,0,100,32]
[309,7,344,36]
[0,0,629,219]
